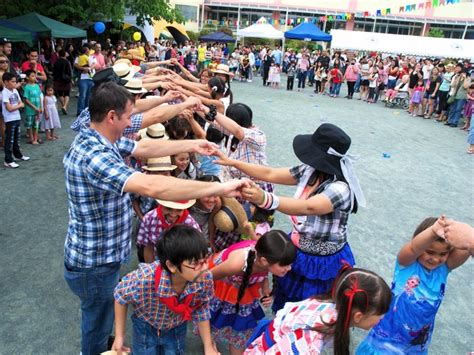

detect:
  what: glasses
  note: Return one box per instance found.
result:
[182,257,209,271]
[0,60,9,64]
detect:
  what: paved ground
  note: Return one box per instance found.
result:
[0,78,472,355]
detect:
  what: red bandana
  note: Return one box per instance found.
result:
[156,205,189,229]
[154,265,195,321]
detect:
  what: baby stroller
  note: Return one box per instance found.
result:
[385,91,409,110]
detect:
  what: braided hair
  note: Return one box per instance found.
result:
[234,230,297,313]
[235,249,256,313]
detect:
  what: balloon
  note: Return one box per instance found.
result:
[94,22,106,34]
[133,32,141,41]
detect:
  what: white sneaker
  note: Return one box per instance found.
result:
[4,161,19,168]
[19,156,30,161]
[247,79,252,82]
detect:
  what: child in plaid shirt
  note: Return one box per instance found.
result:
[112,225,219,355]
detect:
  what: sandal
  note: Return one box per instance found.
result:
[467,148,474,154]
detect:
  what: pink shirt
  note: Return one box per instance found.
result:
[345,64,359,82]
[92,53,106,71]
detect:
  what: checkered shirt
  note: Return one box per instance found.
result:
[114,261,213,329]
[290,164,351,254]
[63,127,138,268]
[71,107,143,137]
[214,123,273,192]
[136,209,201,247]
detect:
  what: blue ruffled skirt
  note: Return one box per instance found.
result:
[272,242,355,312]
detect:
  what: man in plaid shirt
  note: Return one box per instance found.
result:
[63,82,249,355]
[112,225,218,354]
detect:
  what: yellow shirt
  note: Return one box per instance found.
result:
[198,47,206,62]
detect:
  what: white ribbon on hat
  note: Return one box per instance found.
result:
[327,147,367,209]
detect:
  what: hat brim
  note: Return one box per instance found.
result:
[212,70,234,77]
[139,129,168,140]
[125,87,147,94]
[213,197,247,234]
[156,199,196,209]
[142,164,176,172]
[293,134,343,177]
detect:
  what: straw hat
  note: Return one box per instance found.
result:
[139,123,168,140]
[124,77,147,94]
[112,61,140,79]
[155,199,196,209]
[212,64,234,77]
[142,156,176,172]
[213,197,248,234]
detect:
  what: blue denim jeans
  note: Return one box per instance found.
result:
[387,78,397,90]
[297,70,308,89]
[354,73,361,92]
[447,98,467,126]
[330,83,342,96]
[77,78,94,115]
[64,262,121,355]
[132,315,187,355]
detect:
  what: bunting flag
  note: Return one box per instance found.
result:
[418,2,424,8]
[426,1,432,8]
[440,0,446,5]
[386,8,391,14]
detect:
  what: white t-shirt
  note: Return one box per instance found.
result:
[422,64,433,80]
[369,73,379,88]
[2,88,22,122]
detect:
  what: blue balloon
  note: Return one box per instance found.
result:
[94,22,105,34]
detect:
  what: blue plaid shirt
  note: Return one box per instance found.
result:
[71,107,143,137]
[63,128,138,268]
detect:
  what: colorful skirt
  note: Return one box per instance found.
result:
[209,262,265,349]
[272,242,355,312]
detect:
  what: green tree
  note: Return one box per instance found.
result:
[0,0,183,26]
[427,28,444,38]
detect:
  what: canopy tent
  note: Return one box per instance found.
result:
[330,30,474,59]
[153,20,189,44]
[123,17,189,44]
[7,12,86,38]
[0,20,35,45]
[284,22,332,42]
[199,31,234,43]
[237,17,284,39]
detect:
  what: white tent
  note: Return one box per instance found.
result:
[237,17,284,39]
[330,29,474,59]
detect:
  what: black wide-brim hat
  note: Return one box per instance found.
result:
[293,123,351,178]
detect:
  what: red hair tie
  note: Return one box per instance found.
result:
[343,277,369,334]
[331,260,353,299]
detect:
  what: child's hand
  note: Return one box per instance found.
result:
[431,215,446,238]
[260,294,273,308]
[45,114,49,120]
[111,335,131,354]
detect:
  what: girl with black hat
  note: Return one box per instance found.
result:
[215,123,366,312]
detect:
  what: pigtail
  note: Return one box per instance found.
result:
[235,249,256,313]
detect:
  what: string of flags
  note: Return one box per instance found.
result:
[205,0,463,26]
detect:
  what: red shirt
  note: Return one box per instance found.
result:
[330,68,343,84]
[21,61,45,74]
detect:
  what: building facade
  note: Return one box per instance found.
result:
[169,0,474,39]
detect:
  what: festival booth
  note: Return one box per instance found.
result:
[0,20,35,45]
[199,31,234,43]
[330,29,474,59]
[237,17,284,40]
[6,12,86,39]
[284,22,332,42]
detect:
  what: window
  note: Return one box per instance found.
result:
[175,4,198,21]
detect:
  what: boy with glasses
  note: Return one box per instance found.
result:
[112,225,218,354]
